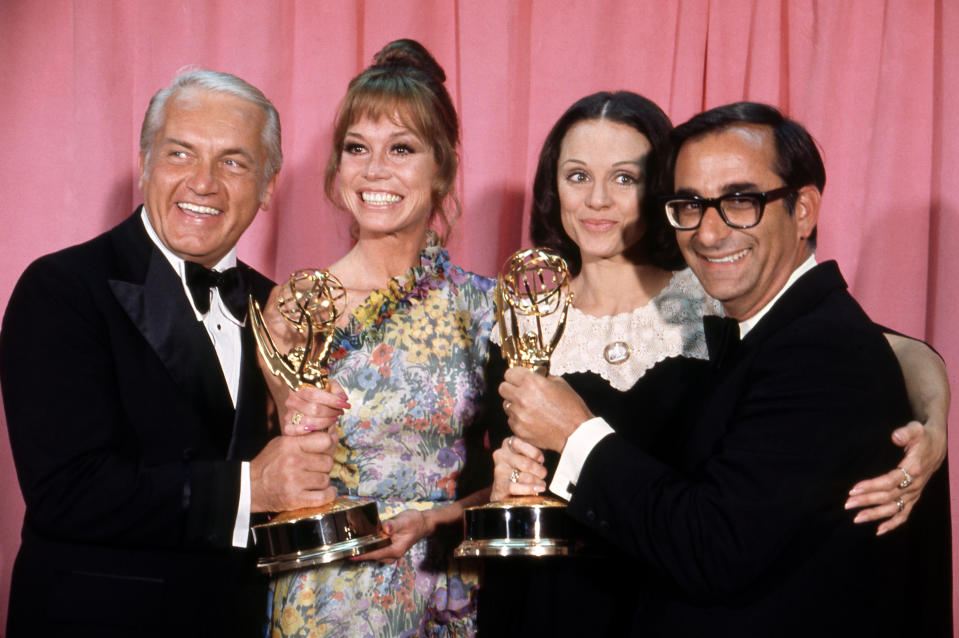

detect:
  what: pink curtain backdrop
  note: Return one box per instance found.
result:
[1,0,956,631]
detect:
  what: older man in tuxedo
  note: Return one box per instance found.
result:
[499,103,928,636]
[1,70,336,637]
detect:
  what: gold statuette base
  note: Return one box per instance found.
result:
[252,496,390,574]
[455,496,575,558]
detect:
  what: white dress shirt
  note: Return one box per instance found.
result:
[140,209,253,547]
[549,253,819,500]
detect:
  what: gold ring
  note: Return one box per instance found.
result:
[897,467,913,489]
[896,497,905,512]
[510,468,520,483]
[292,411,303,426]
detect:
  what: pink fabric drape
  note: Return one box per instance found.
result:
[1,0,956,630]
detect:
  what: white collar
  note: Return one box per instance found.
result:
[738,253,817,339]
[139,207,238,318]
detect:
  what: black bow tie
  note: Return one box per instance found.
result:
[185,261,250,320]
[704,315,741,369]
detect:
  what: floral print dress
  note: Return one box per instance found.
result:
[269,246,494,638]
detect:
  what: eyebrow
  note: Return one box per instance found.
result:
[220,147,256,163]
[344,129,420,142]
[674,181,761,197]
[722,182,761,194]
[560,158,643,168]
[163,136,194,150]
[163,137,256,163]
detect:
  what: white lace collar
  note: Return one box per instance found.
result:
[492,268,722,391]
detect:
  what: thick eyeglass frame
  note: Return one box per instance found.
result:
[660,185,797,230]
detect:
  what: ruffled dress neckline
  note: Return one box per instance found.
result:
[331,245,449,360]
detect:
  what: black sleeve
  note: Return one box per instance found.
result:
[1,256,242,550]
[568,325,909,601]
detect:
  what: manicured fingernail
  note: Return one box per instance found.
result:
[337,401,351,409]
[337,392,348,401]
[853,513,865,523]
[848,487,861,495]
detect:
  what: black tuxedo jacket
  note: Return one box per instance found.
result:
[569,262,915,637]
[1,211,274,637]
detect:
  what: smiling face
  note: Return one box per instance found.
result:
[335,115,439,243]
[557,119,651,266]
[138,90,276,268]
[673,124,818,320]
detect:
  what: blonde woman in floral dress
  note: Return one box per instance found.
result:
[266,40,493,637]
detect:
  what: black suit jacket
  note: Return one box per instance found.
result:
[569,262,914,637]
[1,211,274,637]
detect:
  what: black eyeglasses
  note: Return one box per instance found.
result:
[660,186,796,230]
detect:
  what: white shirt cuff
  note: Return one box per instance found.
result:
[231,461,252,548]
[549,417,614,501]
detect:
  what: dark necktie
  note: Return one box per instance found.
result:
[184,261,250,321]
[703,315,741,369]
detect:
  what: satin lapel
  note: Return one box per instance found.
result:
[739,261,846,351]
[227,263,274,460]
[107,214,236,452]
[685,262,847,467]
[229,321,269,460]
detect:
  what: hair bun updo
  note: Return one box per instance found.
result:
[372,39,447,87]
[325,38,462,245]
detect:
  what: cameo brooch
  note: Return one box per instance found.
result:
[603,341,630,364]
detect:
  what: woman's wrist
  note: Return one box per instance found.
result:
[419,508,438,537]
[925,414,949,467]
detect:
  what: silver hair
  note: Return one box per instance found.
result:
[139,68,282,182]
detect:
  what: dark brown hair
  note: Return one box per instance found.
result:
[665,101,825,245]
[325,39,460,243]
[530,91,685,274]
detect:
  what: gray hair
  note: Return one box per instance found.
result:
[139,68,282,182]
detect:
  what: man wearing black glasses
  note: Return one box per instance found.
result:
[499,103,947,636]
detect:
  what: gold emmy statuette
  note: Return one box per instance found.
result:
[456,248,575,558]
[249,269,389,574]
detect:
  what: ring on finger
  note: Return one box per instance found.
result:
[292,411,304,426]
[895,497,905,512]
[897,467,913,489]
[510,468,521,483]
